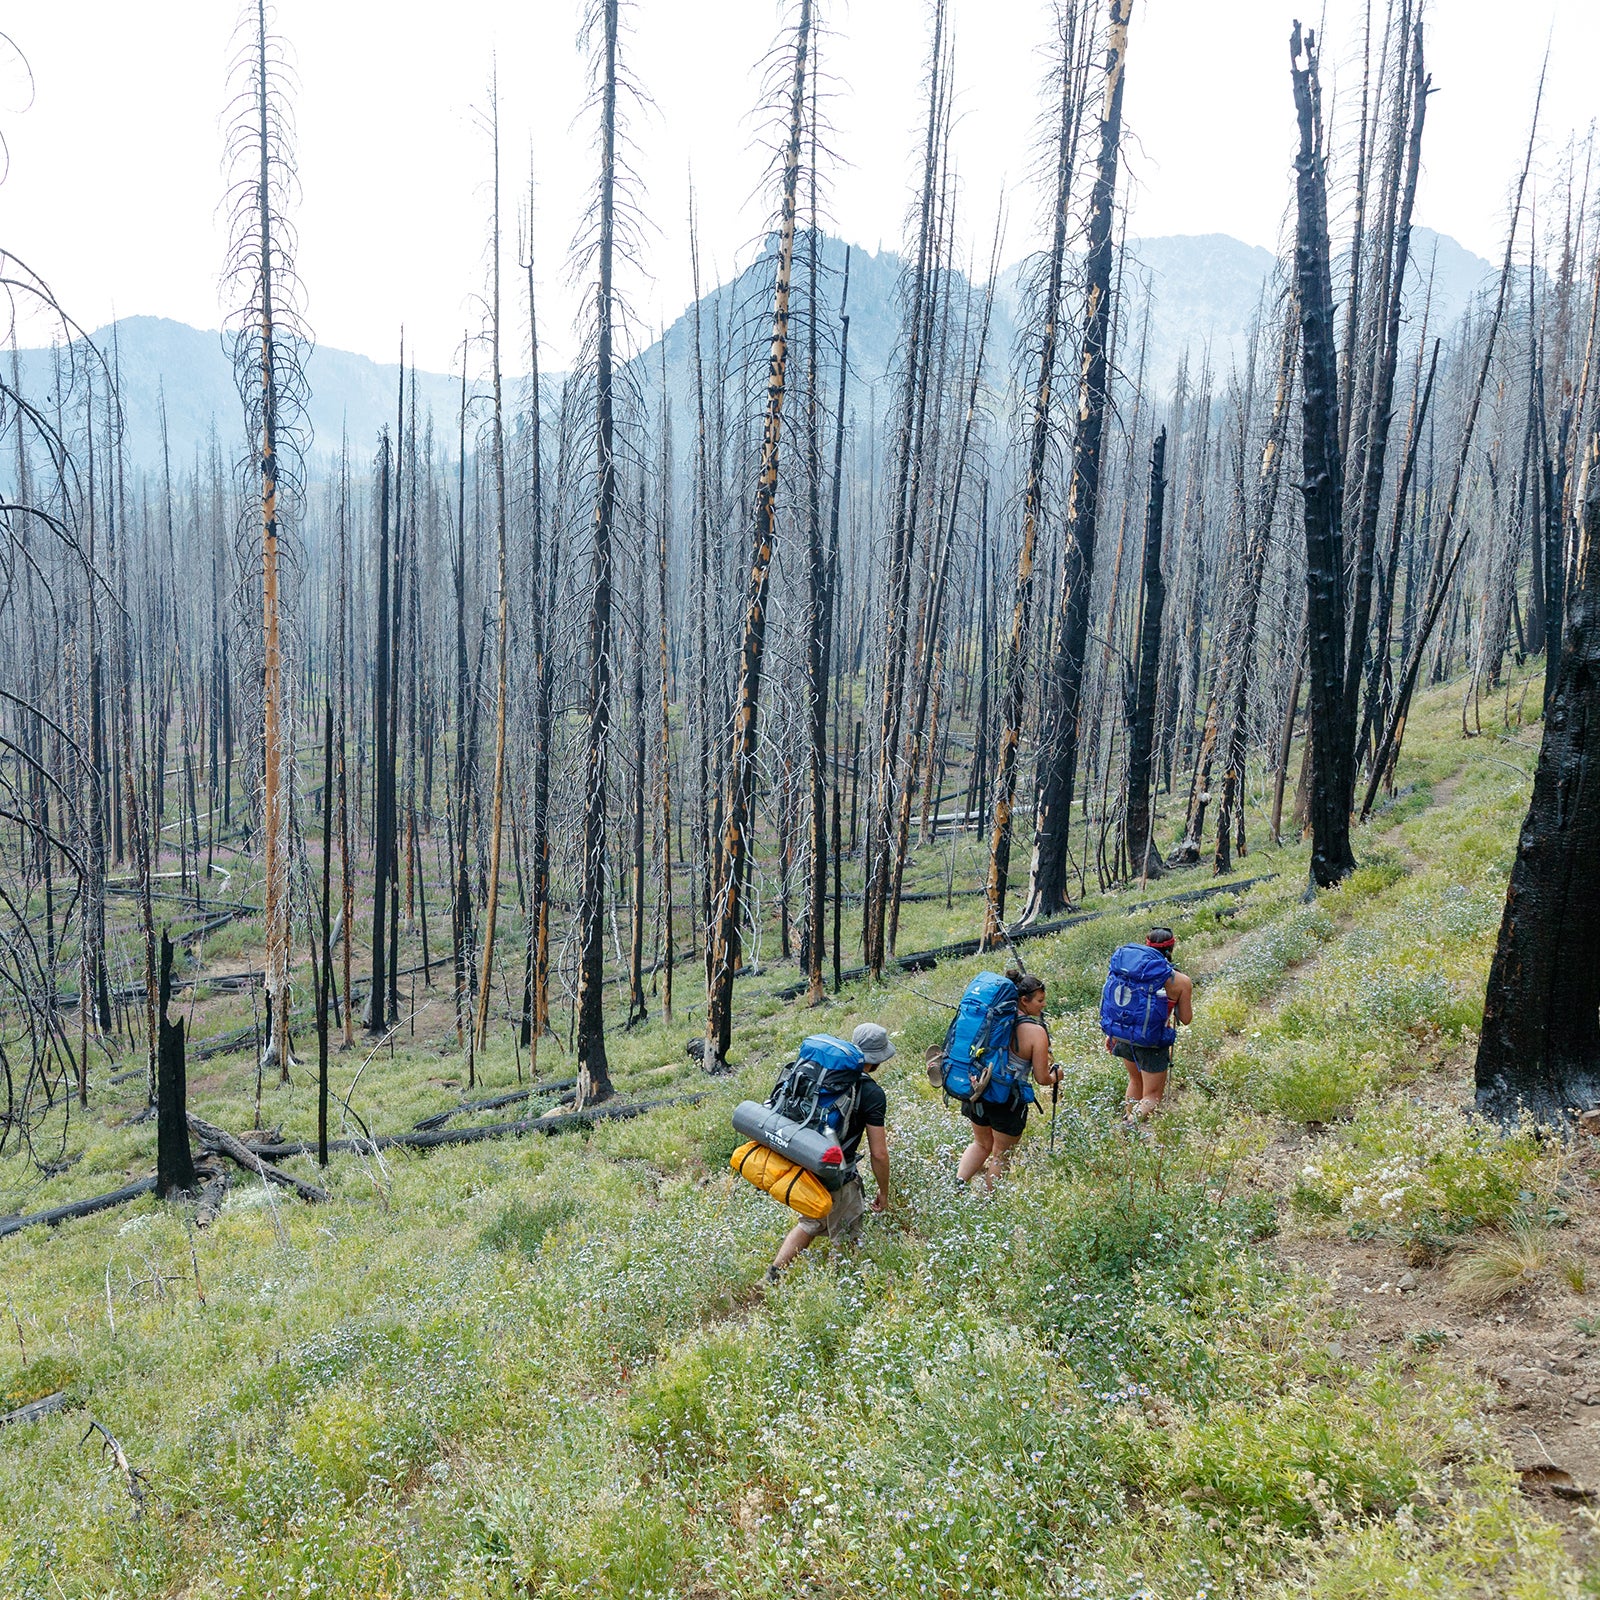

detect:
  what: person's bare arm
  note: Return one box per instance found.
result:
[866,1123,890,1211]
[1022,1020,1060,1087]
[1167,971,1193,1026]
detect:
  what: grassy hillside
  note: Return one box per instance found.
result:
[4,670,1597,1598]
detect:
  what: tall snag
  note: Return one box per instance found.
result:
[475,82,513,1053]
[1122,428,1168,879]
[1476,438,1600,1121]
[1289,22,1357,888]
[363,435,394,1033]
[984,0,1086,946]
[1026,0,1131,919]
[864,1,946,978]
[574,0,626,1108]
[704,0,812,1068]
[1215,298,1297,875]
[522,202,553,1067]
[223,0,310,1073]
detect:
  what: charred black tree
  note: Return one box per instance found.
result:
[1027,0,1130,919]
[155,932,197,1197]
[574,0,623,1108]
[984,0,1085,946]
[704,0,811,1065]
[363,435,394,1032]
[805,248,850,1005]
[1122,427,1168,880]
[1476,441,1600,1122]
[1215,303,1297,875]
[1290,23,1357,888]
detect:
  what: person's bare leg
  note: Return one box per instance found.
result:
[772,1221,815,1272]
[1131,1069,1167,1121]
[981,1127,1022,1188]
[1122,1059,1141,1121]
[957,1124,995,1184]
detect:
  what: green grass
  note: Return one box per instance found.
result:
[0,674,1584,1597]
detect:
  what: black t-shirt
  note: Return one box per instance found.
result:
[839,1075,887,1166]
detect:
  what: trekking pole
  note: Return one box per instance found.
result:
[1048,1074,1059,1156]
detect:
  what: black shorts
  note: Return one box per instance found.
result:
[961,1091,1029,1138]
[1110,1037,1172,1075]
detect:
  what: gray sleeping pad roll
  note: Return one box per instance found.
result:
[731,1101,852,1189]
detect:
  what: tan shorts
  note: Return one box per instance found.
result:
[797,1173,865,1244]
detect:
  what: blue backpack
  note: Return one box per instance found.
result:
[770,1035,866,1139]
[1100,944,1176,1048]
[938,972,1035,1106]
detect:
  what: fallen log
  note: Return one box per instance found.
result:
[0,1176,160,1239]
[240,1092,706,1160]
[0,1392,70,1428]
[193,1170,230,1229]
[773,874,1275,1000]
[186,1114,331,1203]
[411,1077,578,1132]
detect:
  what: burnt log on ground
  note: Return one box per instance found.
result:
[194,1170,230,1229]
[774,875,1274,1000]
[0,1177,160,1239]
[411,1078,578,1132]
[186,1114,332,1202]
[0,1392,70,1428]
[239,1093,706,1160]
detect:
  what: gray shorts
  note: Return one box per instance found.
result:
[1110,1037,1172,1076]
[796,1173,865,1244]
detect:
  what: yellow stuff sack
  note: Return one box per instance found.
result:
[730,1140,834,1220]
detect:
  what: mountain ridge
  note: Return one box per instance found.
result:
[12,228,1494,468]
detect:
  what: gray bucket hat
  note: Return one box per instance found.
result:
[852,1023,897,1064]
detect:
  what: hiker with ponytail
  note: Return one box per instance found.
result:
[953,968,1061,1189]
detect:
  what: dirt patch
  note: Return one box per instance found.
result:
[1273,1132,1600,1566]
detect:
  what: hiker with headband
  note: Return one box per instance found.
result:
[1099,926,1192,1123]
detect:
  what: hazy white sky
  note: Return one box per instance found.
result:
[3,0,1594,373]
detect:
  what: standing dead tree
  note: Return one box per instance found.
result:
[984,0,1088,947]
[1476,436,1600,1122]
[222,0,311,1073]
[1214,297,1297,875]
[1122,428,1168,880]
[1289,22,1356,889]
[572,0,632,1108]
[704,0,813,1068]
[864,0,947,979]
[1028,0,1133,919]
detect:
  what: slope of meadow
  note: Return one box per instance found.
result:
[2,672,1596,1599]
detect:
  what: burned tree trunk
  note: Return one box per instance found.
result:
[156,932,197,1197]
[475,97,513,1053]
[1476,439,1600,1121]
[574,0,624,1109]
[1215,303,1297,874]
[1290,23,1357,889]
[805,249,849,1006]
[1027,0,1130,919]
[704,0,812,1067]
[364,436,394,1033]
[984,0,1085,946]
[524,231,553,1063]
[1123,427,1168,880]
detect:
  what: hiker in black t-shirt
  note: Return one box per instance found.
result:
[766,1023,894,1281]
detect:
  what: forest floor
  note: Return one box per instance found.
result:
[3,666,1599,1598]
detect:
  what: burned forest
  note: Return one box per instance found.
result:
[5,0,1600,1593]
